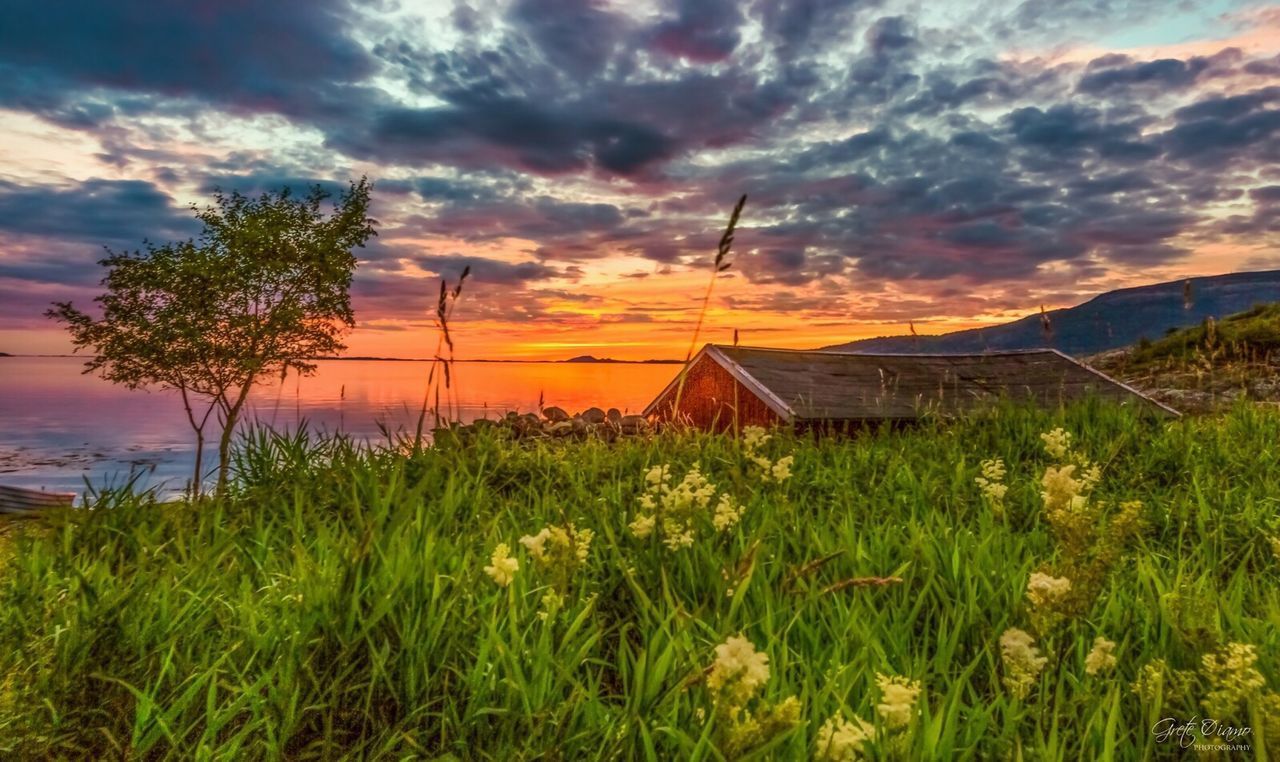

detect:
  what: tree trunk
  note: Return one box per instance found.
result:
[215,380,256,494]
[192,429,205,499]
[216,410,237,494]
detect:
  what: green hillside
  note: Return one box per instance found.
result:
[1094,303,1280,413]
[1129,302,1280,369]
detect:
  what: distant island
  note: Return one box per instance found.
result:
[306,355,683,364]
[562,355,682,364]
[0,351,11,357]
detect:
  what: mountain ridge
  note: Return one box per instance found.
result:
[823,270,1280,356]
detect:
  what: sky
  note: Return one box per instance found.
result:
[0,1,1277,360]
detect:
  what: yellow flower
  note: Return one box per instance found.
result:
[1041,464,1088,513]
[708,635,771,699]
[770,455,794,482]
[662,519,696,550]
[629,513,656,539]
[975,458,1008,506]
[713,495,744,531]
[1041,427,1072,460]
[1270,535,1280,562]
[1131,659,1171,703]
[742,425,771,451]
[1079,461,1102,490]
[483,543,518,587]
[1000,628,1047,699]
[537,589,564,621]
[522,524,592,564]
[645,464,671,488]
[875,673,921,728]
[519,528,550,561]
[815,715,875,761]
[1085,636,1117,676]
[1025,572,1072,609]
[1201,642,1266,716]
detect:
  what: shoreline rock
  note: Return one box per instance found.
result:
[433,407,651,444]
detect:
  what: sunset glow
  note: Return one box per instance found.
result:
[1,1,1278,360]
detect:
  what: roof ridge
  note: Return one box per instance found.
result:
[712,343,1062,359]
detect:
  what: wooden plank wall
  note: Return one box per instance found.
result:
[648,356,782,431]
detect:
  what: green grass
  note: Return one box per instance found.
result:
[2,403,1279,759]
[1129,302,1280,370]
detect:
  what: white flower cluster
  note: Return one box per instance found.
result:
[1000,628,1048,699]
[975,458,1008,511]
[741,425,794,483]
[1025,572,1072,609]
[815,672,922,760]
[629,464,743,550]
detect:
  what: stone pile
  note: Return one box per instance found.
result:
[433,406,651,444]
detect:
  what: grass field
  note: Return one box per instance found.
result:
[1,403,1278,759]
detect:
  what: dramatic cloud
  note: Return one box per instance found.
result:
[0,0,376,127]
[0,178,195,246]
[0,0,1277,358]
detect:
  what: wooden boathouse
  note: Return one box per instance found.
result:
[644,344,1177,431]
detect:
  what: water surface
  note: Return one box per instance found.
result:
[0,357,674,495]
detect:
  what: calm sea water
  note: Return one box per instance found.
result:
[0,357,675,496]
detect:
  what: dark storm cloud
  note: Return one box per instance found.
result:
[1006,105,1143,153]
[196,174,352,199]
[651,0,745,62]
[0,0,378,127]
[1073,50,1243,94]
[329,98,676,177]
[0,179,197,246]
[412,254,571,287]
[754,0,875,58]
[507,0,631,78]
[737,247,847,286]
[1158,87,1280,164]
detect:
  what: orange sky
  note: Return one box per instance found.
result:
[1,1,1278,361]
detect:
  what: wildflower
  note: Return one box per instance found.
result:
[1085,636,1117,676]
[875,673,921,729]
[483,543,518,587]
[519,528,550,561]
[1041,465,1088,513]
[661,519,696,550]
[520,524,592,566]
[742,425,771,450]
[537,590,563,621]
[1270,535,1280,562]
[629,513,656,539]
[1041,428,1072,460]
[713,494,744,531]
[1025,572,1072,609]
[1131,659,1168,703]
[999,628,1047,699]
[646,464,671,486]
[741,425,793,483]
[636,463,739,550]
[1078,461,1102,490]
[708,635,771,704]
[975,458,1008,508]
[1201,642,1266,717]
[815,715,875,761]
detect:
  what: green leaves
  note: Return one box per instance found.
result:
[48,179,376,492]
